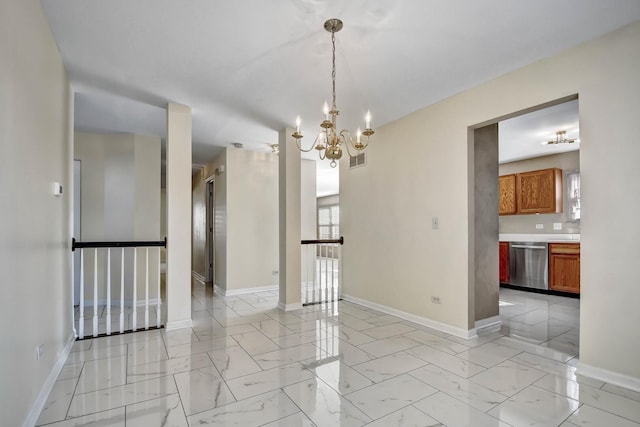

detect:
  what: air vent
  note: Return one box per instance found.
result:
[349,152,366,169]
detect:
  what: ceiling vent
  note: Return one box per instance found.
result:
[349,152,366,169]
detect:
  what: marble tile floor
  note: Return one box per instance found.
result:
[499,288,580,357]
[37,284,640,426]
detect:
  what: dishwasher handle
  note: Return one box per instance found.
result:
[511,244,547,249]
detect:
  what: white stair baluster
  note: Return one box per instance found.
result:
[119,248,124,333]
[79,249,85,339]
[145,247,149,330]
[308,246,313,304]
[106,248,111,335]
[330,245,334,302]
[338,244,342,300]
[324,244,328,303]
[93,248,98,337]
[132,248,137,331]
[156,246,161,328]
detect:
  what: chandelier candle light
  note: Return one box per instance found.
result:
[292,19,374,168]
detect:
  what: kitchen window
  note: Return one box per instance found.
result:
[566,171,581,222]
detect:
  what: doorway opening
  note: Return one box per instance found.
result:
[205,179,215,286]
[472,95,581,359]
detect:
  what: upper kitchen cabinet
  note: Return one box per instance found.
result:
[499,174,517,215]
[516,168,563,214]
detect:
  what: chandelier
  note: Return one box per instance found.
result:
[547,130,577,145]
[292,19,374,168]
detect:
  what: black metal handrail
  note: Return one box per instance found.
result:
[72,237,167,251]
[301,236,344,245]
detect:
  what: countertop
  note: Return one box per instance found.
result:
[499,233,580,243]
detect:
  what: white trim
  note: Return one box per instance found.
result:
[165,318,193,331]
[474,315,502,335]
[342,294,478,340]
[23,332,75,427]
[224,285,279,297]
[278,301,303,311]
[192,271,206,284]
[213,284,226,296]
[577,362,640,393]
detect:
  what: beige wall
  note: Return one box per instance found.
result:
[226,148,279,290]
[202,148,279,292]
[499,151,580,234]
[341,21,640,379]
[197,150,316,293]
[74,132,161,304]
[0,0,73,425]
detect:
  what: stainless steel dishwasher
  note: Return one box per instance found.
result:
[509,241,548,290]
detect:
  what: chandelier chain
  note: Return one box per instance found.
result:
[331,30,336,110]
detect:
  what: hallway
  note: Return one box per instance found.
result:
[36,283,639,426]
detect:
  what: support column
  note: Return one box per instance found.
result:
[166,102,193,330]
[278,128,302,311]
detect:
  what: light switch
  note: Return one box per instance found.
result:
[432,217,439,229]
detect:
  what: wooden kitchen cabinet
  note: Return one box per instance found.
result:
[549,243,580,293]
[499,242,510,283]
[516,168,563,214]
[499,174,517,215]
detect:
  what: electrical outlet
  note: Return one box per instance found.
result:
[553,223,562,230]
[535,224,544,229]
[35,344,44,360]
[432,217,439,229]
[431,296,441,304]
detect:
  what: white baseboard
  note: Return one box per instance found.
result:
[215,284,279,297]
[342,294,478,340]
[23,332,75,427]
[577,362,640,393]
[475,315,502,335]
[165,318,193,331]
[192,271,206,284]
[278,301,303,311]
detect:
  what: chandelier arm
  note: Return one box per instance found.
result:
[294,137,319,153]
[339,130,356,158]
[294,132,327,153]
[339,129,370,156]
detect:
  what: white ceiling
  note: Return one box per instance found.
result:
[499,99,580,164]
[41,1,640,194]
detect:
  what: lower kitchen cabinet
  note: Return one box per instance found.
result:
[499,241,510,283]
[549,243,580,293]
